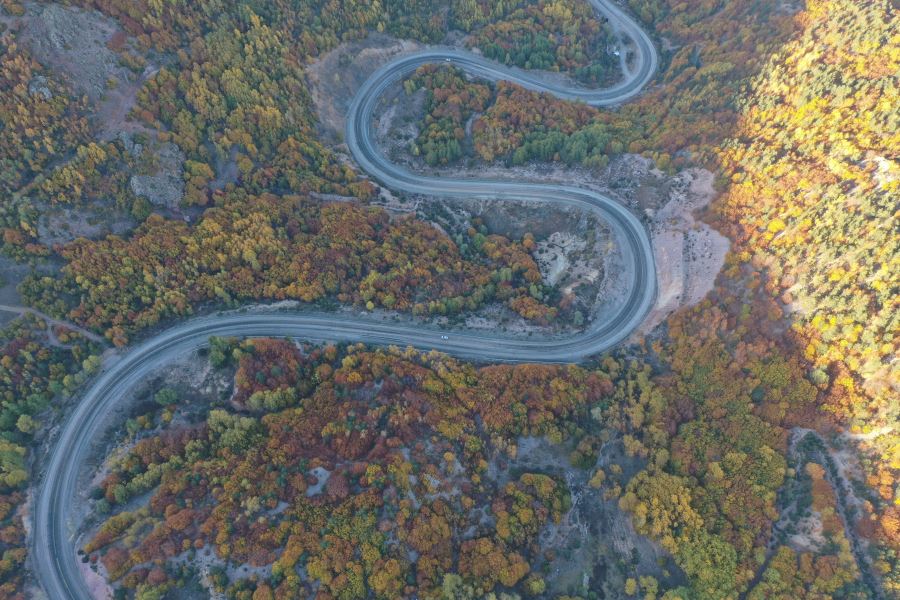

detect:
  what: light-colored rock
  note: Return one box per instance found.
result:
[23,4,123,102]
[27,75,51,99]
[129,143,185,208]
[638,168,730,336]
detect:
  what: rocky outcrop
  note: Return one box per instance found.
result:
[129,143,185,208]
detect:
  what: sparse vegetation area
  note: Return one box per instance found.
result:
[0,0,896,597]
[82,339,612,597]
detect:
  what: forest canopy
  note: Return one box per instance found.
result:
[0,0,895,597]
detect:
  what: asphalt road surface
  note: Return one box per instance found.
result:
[32,1,659,597]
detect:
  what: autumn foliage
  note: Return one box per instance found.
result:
[0,314,101,598]
[20,192,553,345]
[85,340,610,597]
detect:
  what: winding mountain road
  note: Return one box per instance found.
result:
[32,1,659,597]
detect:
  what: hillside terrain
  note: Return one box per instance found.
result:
[0,0,896,598]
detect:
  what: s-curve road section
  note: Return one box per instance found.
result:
[33,1,659,597]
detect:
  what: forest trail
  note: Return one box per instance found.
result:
[0,304,107,346]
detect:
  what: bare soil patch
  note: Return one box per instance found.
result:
[32,133,185,246]
[36,204,134,247]
[12,2,159,140]
[305,33,425,144]
[18,3,124,102]
[638,166,730,337]
[5,2,185,243]
[499,436,683,596]
[305,27,730,339]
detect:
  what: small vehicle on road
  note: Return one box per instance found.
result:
[440,335,449,340]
